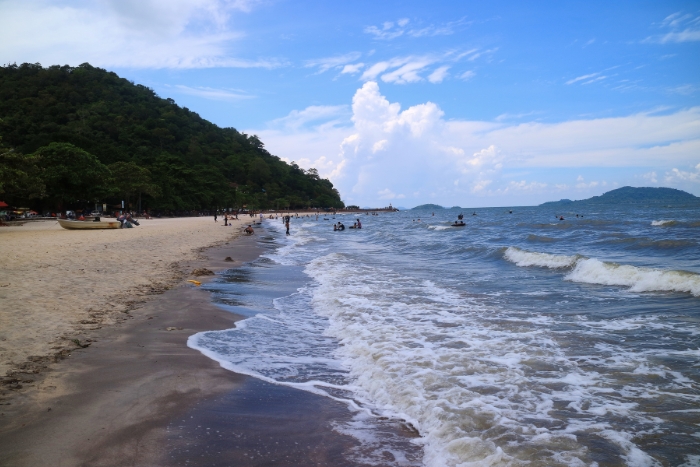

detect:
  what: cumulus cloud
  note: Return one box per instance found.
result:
[0,0,277,69]
[251,82,700,206]
[665,163,700,183]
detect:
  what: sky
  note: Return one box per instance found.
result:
[1,0,699,208]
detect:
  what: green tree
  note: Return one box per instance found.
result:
[0,63,346,210]
[35,142,111,206]
[0,138,45,199]
[108,161,161,208]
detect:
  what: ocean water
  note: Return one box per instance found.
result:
[189,205,700,467]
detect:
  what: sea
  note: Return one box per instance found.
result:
[188,205,700,467]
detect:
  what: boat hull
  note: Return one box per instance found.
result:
[57,219,121,230]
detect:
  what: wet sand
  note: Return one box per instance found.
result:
[0,222,380,466]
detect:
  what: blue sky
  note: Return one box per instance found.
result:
[1,0,699,207]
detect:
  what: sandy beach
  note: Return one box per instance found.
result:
[0,217,374,466]
[0,216,245,379]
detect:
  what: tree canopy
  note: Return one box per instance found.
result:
[0,62,344,211]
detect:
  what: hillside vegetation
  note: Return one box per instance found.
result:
[0,63,344,212]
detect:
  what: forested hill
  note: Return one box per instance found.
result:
[540,186,700,207]
[0,63,344,211]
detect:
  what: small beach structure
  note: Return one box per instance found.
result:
[57,219,121,230]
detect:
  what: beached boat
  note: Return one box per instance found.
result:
[57,219,121,230]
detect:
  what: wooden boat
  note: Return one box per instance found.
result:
[57,219,121,230]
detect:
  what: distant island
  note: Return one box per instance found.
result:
[412,203,445,210]
[540,186,700,207]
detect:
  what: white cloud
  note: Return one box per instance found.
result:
[506,180,548,192]
[341,63,365,74]
[250,83,700,206]
[380,58,436,84]
[171,85,254,101]
[377,188,404,199]
[459,70,476,81]
[576,180,599,189]
[358,49,491,85]
[360,56,439,84]
[364,17,470,40]
[644,11,700,43]
[268,105,349,131]
[567,72,601,85]
[668,84,699,95]
[642,171,658,183]
[364,21,406,40]
[0,0,277,69]
[305,52,362,73]
[428,66,450,83]
[665,164,700,183]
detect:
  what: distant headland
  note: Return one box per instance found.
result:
[411,203,446,210]
[540,186,700,207]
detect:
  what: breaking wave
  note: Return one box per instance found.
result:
[504,247,700,296]
[503,246,579,268]
[651,220,678,226]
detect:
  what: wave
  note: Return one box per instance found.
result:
[651,220,678,226]
[504,246,579,268]
[504,247,700,296]
[565,259,700,296]
[651,219,700,228]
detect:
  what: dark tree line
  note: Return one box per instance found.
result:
[0,63,344,212]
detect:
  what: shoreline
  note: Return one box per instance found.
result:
[0,219,405,466]
[0,227,257,465]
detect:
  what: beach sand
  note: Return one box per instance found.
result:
[0,217,388,466]
[0,216,244,379]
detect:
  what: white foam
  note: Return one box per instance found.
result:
[565,258,700,297]
[189,216,699,466]
[505,247,700,297]
[504,246,578,268]
[651,220,675,226]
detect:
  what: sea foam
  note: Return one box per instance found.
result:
[504,246,579,268]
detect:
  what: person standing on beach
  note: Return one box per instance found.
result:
[214,212,218,222]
